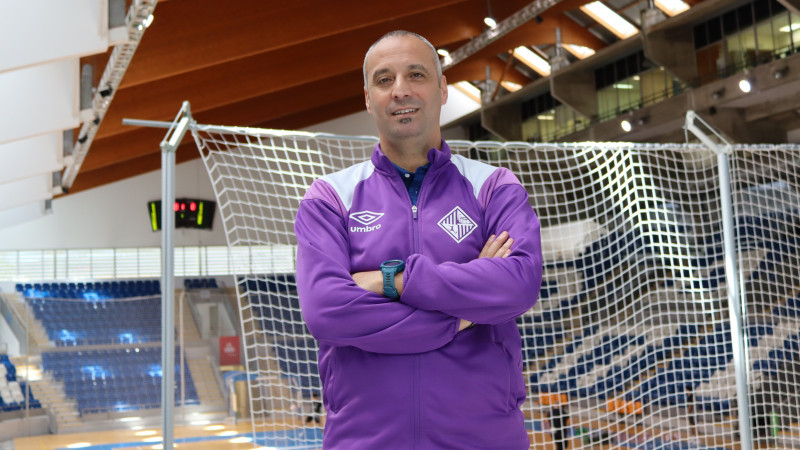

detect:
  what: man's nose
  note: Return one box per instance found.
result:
[392,78,411,98]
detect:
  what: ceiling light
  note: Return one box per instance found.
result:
[654,0,690,17]
[779,23,800,32]
[613,83,635,89]
[562,43,596,59]
[453,81,482,104]
[501,81,522,92]
[537,114,555,120]
[580,2,639,39]
[143,14,154,29]
[484,16,497,28]
[738,78,752,93]
[437,49,453,65]
[513,46,551,77]
[620,119,632,132]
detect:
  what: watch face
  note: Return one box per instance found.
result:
[383,260,403,267]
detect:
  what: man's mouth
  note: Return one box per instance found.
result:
[392,108,418,116]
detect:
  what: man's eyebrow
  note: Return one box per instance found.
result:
[407,64,431,75]
[371,68,391,82]
[371,64,432,82]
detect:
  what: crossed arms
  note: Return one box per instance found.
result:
[295,182,543,354]
[351,231,515,331]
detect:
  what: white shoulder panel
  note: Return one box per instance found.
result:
[320,160,375,211]
[450,154,498,199]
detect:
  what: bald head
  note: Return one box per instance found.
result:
[363,30,443,88]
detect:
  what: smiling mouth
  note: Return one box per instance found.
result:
[392,108,418,116]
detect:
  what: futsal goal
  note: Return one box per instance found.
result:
[192,124,800,449]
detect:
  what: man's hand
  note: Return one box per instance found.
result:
[479,231,513,258]
[459,231,514,331]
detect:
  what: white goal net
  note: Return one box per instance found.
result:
[193,124,800,450]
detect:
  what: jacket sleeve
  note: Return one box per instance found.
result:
[400,179,543,324]
[295,188,460,354]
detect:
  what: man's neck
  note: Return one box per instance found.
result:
[380,137,441,172]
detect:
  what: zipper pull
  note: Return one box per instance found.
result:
[411,205,418,219]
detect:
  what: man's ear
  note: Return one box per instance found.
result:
[440,75,448,105]
[364,86,373,114]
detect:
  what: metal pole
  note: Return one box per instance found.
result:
[160,139,176,449]
[127,101,194,450]
[718,151,753,450]
[684,111,752,450]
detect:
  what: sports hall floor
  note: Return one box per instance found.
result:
[12,419,576,450]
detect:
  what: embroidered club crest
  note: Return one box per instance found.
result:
[438,206,477,243]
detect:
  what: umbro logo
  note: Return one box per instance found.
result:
[438,206,477,243]
[350,210,384,232]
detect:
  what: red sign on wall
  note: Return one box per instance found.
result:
[219,336,241,366]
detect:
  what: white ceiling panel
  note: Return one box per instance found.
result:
[0,132,63,184]
[0,174,53,212]
[0,59,80,146]
[0,0,108,73]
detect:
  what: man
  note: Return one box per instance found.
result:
[295,30,543,449]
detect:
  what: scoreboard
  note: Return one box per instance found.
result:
[148,198,216,231]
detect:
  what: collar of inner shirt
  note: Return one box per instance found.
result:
[392,162,430,205]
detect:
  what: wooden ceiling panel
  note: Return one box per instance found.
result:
[123,0,475,87]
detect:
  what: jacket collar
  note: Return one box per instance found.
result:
[371,140,452,175]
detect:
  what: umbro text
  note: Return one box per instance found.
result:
[350,224,382,233]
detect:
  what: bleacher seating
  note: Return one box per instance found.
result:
[14,279,163,346]
[183,278,219,290]
[0,355,41,412]
[16,279,160,299]
[26,296,161,346]
[41,347,199,415]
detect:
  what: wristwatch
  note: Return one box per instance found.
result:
[380,259,405,298]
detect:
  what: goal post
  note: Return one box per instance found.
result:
[191,123,800,449]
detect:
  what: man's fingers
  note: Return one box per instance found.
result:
[479,234,497,258]
[480,231,512,258]
[499,238,514,258]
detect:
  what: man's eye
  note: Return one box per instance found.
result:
[411,72,424,78]
[377,77,391,84]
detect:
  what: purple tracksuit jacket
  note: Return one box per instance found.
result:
[295,141,543,449]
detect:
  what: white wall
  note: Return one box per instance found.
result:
[0,158,226,250]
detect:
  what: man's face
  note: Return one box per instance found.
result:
[363,35,448,146]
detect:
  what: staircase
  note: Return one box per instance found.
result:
[1,293,51,350]
[186,357,226,411]
[10,357,81,431]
